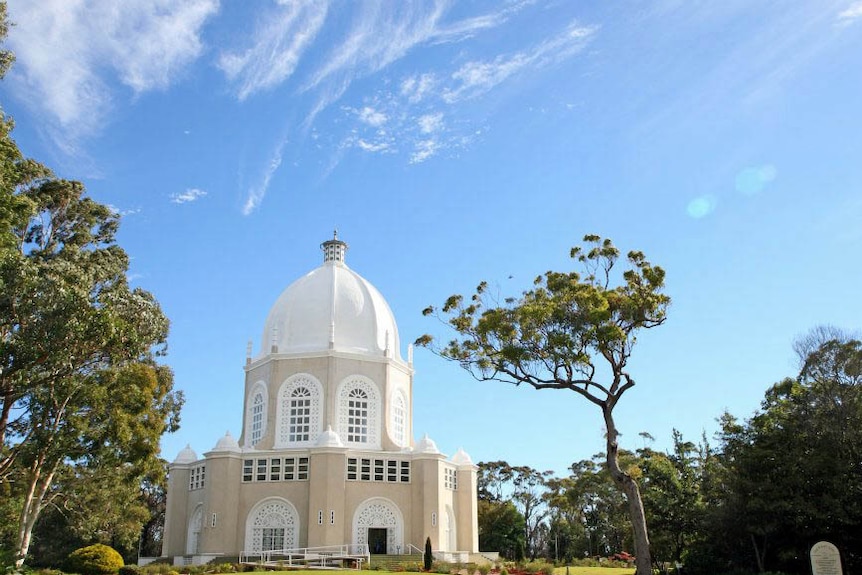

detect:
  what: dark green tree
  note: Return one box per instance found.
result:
[424,536,433,571]
[419,235,670,575]
[478,499,525,558]
[693,333,862,574]
[638,431,710,570]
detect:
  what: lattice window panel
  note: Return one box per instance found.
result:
[390,390,407,447]
[251,393,265,446]
[277,375,322,447]
[338,377,380,448]
[245,382,267,448]
[247,500,298,554]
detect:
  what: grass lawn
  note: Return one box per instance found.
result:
[553,568,635,575]
[253,569,634,575]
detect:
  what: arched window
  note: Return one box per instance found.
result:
[288,386,312,442]
[245,498,299,554]
[245,382,267,448]
[389,390,407,447]
[276,374,323,447]
[337,376,380,448]
[348,387,369,443]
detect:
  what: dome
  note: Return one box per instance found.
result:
[211,431,240,453]
[450,447,474,466]
[173,444,198,464]
[260,234,401,360]
[315,425,345,448]
[415,433,440,454]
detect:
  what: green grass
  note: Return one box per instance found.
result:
[553,568,634,575]
[238,568,634,575]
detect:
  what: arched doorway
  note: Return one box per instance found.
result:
[352,497,403,555]
[245,498,300,553]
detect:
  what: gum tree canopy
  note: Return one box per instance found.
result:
[418,235,670,575]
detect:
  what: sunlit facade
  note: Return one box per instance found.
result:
[162,235,478,563]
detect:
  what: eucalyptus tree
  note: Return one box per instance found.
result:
[419,235,670,575]
[0,178,183,566]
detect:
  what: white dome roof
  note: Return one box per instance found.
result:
[415,433,440,454]
[211,431,240,452]
[173,444,198,464]
[260,235,401,360]
[315,425,345,448]
[450,447,474,466]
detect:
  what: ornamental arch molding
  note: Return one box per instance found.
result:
[245,380,268,448]
[445,505,457,552]
[337,375,381,449]
[388,388,408,448]
[275,373,323,447]
[244,497,300,553]
[352,497,403,554]
[186,504,203,555]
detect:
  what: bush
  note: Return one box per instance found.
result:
[424,537,433,572]
[119,567,141,575]
[477,565,490,575]
[67,544,124,575]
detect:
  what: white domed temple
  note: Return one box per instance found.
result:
[162,234,479,565]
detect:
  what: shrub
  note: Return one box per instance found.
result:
[67,544,124,575]
[424,537,433,572]
[500,568,509,575]
[119,567,141,575]
[478,564,490,575]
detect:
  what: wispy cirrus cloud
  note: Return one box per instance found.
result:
[242,138,287,216]
[171,188,208,204]
[223,1,596,212]
[837,1,862,24]
[7,0,218,150]
[218,1,328,100]
[443,20,597,103]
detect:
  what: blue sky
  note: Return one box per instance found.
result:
[4,0,862,475]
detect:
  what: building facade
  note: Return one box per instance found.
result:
[162,235,478,563]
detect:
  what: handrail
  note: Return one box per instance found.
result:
[405,544,424,555]
[240,543,370,569]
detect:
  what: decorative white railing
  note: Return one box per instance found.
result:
[240,543,369,569]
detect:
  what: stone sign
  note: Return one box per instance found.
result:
[810,541,842,575]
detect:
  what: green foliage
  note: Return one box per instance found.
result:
[478,500,525,559]
[66,544,124,575]
[680,331,862,575]
[424,537,433,571]
[0,39,182,565]
[118,566,141,575]
[420,236,668,575]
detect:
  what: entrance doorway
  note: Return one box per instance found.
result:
[368,528,388,554]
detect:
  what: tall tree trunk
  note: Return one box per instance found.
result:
[14,457,56,567]
[603,404,652,575]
